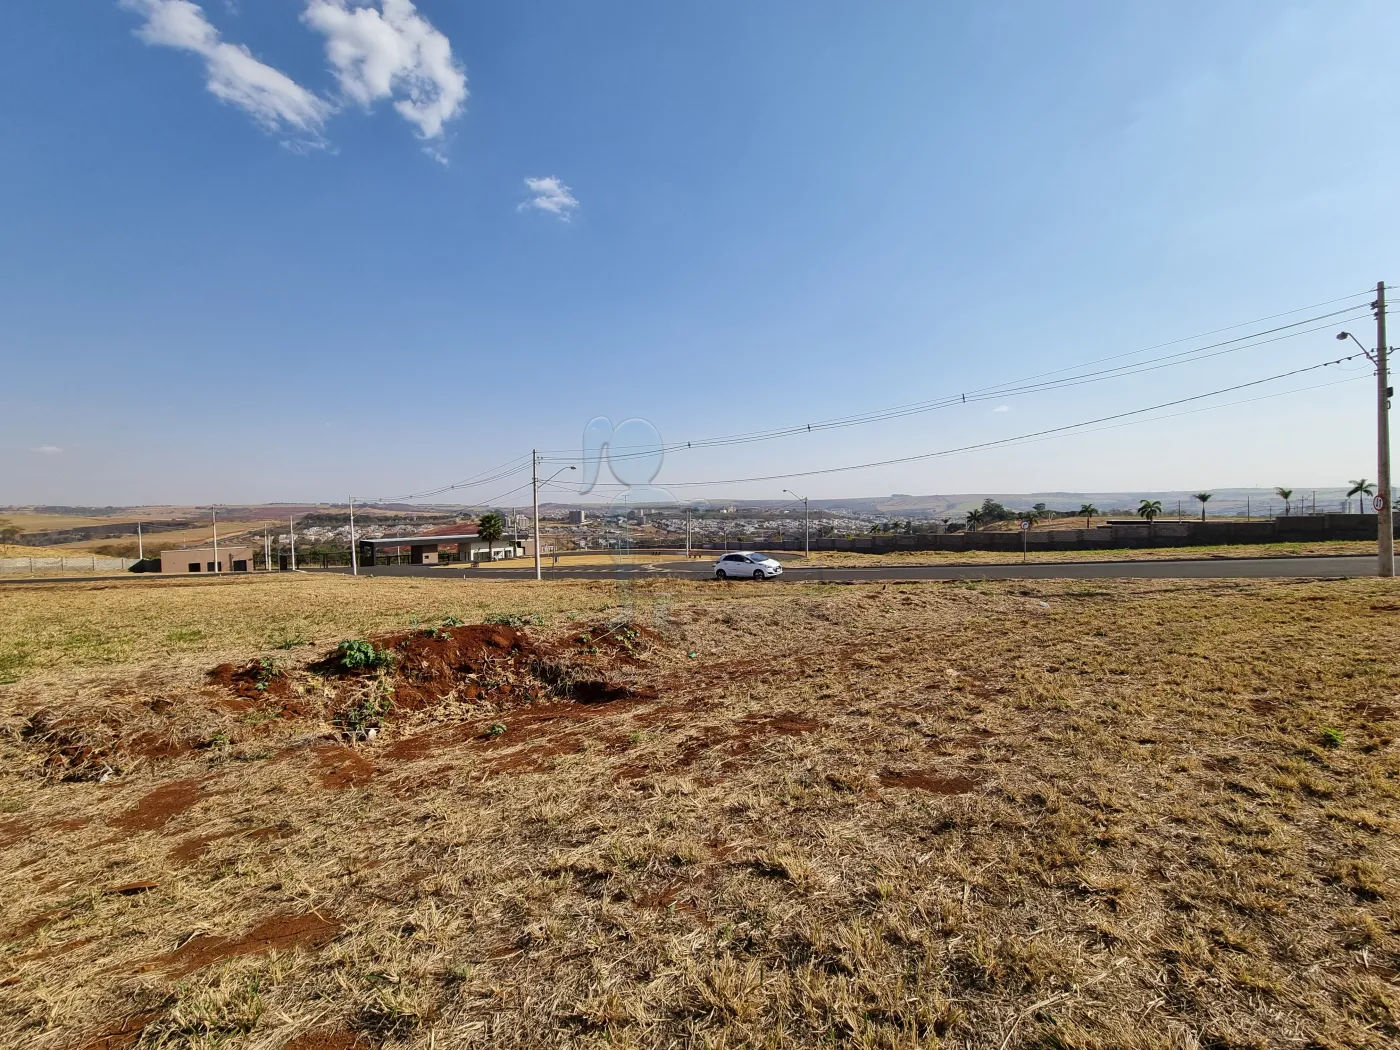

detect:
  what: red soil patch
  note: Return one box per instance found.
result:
[136,911,341,978]
[0,817,32,848]
[879,770,980,794]
[69,1007,164,1050]
[486,734,586,774]
[283,1031,369,1050]
[125,730,192,761]
[353,624,543,711]
[17,935,96,962]
[676,711,823,769]
[208,661,299,709]
[108,778,205,831]
[170,822,292,863]
[23,710,116,781]
[312,745,376,789]
[3,906,73,943]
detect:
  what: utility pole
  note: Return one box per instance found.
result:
[137,521,143,561]
[686,508,692,558]
[1377,282,1394,577]
[532,450,541,581]
[264,526,271,572]
[783,489,810,558]
[348,497,358,576]
[289,515,297,571]
[212,507,220,574]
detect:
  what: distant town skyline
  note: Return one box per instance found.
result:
[3,2,1398,505]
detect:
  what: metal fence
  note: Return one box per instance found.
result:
[0,556,138,574]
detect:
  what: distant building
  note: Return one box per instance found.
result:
[357,524,522,567]
[160,545,254,573]
[566,510,587,525]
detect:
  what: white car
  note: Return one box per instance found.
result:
[714,551,783,580]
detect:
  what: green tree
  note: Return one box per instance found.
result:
[0,518,20,543]
[1078,503,1097,528]
[477,512,505,544]
[1138,499,1162,538]
[965,508,984,532]
[1275,487,1293,516]
[1347,479,1376,514]
[1194,492,1212,522]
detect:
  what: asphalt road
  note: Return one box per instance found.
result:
[0,556,1379,586]
[324,555,1379,582]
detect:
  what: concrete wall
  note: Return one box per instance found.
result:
[665,515,1394,555]
[160,546,255,573]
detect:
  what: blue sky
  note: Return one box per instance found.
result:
[2,1,1397,507]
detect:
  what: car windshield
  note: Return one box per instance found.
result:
[749,554,771,562]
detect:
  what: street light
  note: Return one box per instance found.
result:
[1340,280,1394,579]
[783,488,810,559]
[532,452,576,580]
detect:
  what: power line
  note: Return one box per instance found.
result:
[576,352,1366,490]
[538,299,1374,465]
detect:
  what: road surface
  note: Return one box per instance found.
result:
[0,556,1381,586]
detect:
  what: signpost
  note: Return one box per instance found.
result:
[1019,519,1031,563]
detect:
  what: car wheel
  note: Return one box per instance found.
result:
[716,569,727,580]
[753,569,764,581]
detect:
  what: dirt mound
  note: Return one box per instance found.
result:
[23,709,119,781]
[374,624,543,710]
[206,660,304,716]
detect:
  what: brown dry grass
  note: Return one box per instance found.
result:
[0,574,1398,1049]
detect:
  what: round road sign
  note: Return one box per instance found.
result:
[1019,519,1032,531]
[1375,495,1387,513]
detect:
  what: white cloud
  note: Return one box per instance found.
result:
[302,0,467,140]
[31,446,62,454]
[993,405,1011,412]
[519,176,579,220]
[121,0,332,142]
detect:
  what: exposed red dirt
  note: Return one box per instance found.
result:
[23,710,116,781]
[169,822,292,863]
[283,1031,369,1050]
[70,1008,164,1050]
[312,745,376,789]
[0,817,31,849]
[676,712,823,770]
[3,906,73,943]
[137,911,341,978]
[108,778,205,831]
[207,661,300,711]
[353,624,542,711]
[878,770,980,794]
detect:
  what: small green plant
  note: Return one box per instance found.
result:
[1320,727,1344,749]
[204,732,232,750]
[440,616,467,628]
[270,633,310,651]
[336,639,394,671]
[487,722,507,737]
[336,693,392,735]
[484,613,544,628]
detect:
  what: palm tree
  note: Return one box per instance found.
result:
[1275,488,1293,516]
[1194,492,1212,522]
[477,512,505,544]
[965,508,984,532]
[1079,503,1097,528]
[1138,499,1162,538]
[1348,479,1376,514]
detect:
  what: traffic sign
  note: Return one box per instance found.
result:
[1375,495,1387,513]
[1019,520,1031,531]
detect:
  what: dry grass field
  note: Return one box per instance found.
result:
[0,573,1397,1049]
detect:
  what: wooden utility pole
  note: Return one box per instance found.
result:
[1377,282,1394,577]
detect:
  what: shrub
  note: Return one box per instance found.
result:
[336,639,394,671]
